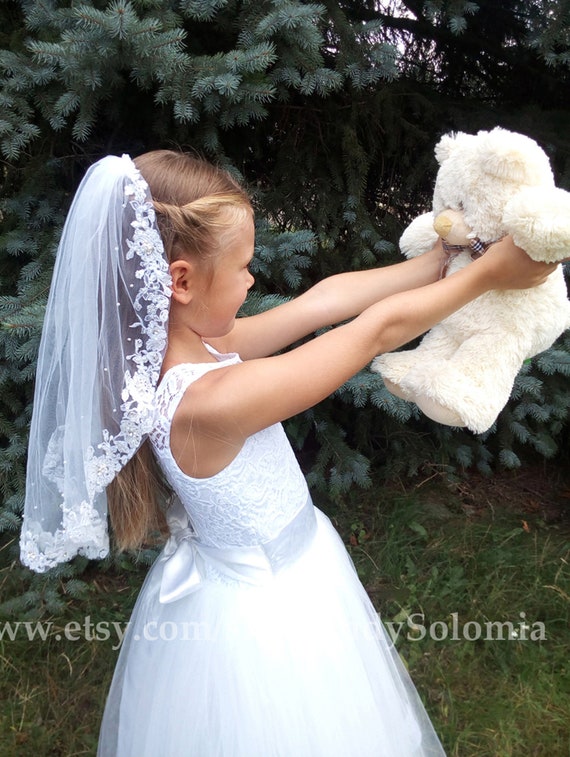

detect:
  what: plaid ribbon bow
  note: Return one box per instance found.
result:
[440,236,498,278]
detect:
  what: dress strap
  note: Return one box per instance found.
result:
[151,353,241,454]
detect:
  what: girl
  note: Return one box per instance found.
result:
[21,150,557,756]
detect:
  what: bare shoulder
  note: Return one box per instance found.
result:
[168,366,247,478]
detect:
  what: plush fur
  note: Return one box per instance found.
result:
[372,127,570,434]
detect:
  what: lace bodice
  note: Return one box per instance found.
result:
[149,345,310,549]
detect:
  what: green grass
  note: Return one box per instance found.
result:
[1,474,569,756]
[337,477,570,757]
[0,563,141,756]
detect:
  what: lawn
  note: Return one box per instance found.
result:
[1,467,569,756]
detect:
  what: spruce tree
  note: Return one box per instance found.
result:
[1,0,570,610]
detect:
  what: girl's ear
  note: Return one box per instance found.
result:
[169,259,196,304]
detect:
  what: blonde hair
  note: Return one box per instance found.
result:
[107,150,252,552]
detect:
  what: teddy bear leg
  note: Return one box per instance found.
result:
[372,327,461,402]
[381,376,409,401]
[414,393,467,428]
[402,336,523,434]
[371,351,419,400]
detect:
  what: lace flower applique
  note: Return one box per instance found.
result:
[21,157,171,572]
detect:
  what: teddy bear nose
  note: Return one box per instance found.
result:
[434,213,453,237]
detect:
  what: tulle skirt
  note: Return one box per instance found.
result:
[98,508,445,756]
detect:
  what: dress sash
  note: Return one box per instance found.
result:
[159,496,317,604]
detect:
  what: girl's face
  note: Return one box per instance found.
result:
[190,213,255,338]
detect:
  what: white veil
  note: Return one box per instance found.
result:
[20,155,172,572]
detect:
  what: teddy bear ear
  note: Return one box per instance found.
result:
[434,131,474,165]
[434,133,458,165]
[477,127,553,186]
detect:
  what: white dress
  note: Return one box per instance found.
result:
[97,345,446,756]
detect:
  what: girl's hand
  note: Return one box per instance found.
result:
[477,236,561,290]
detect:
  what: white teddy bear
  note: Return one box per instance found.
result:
[372,127,570,434]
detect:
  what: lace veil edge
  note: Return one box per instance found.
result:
[20,155,172,573]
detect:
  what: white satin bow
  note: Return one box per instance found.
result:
[159,495,317,604]
[159,498,274,603]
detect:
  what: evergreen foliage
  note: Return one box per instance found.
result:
[1,0,570,606]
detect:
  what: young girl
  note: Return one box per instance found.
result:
[21,151,556,756]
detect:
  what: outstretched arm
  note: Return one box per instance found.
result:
[214,243,446,360]
[172,238,558,477]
